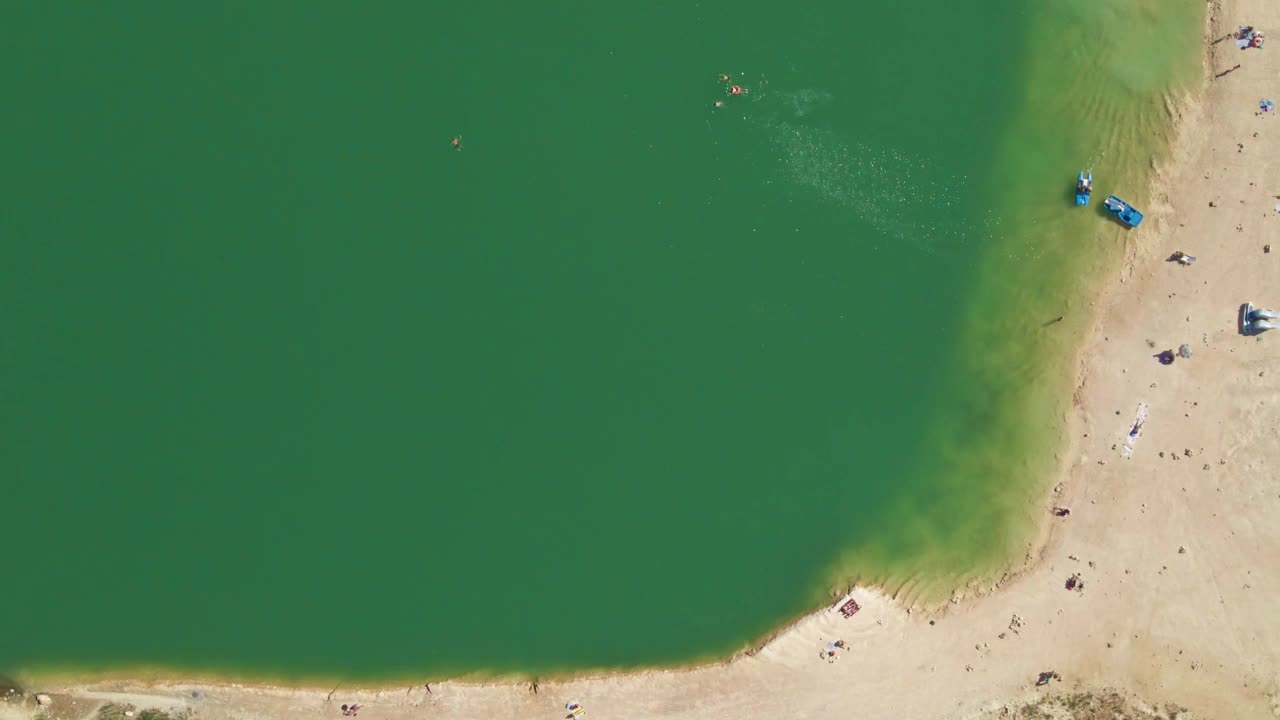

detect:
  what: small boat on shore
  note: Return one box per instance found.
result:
[1075,171,1092,206]
[1103,194,1143,227]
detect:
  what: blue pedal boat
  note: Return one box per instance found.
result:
[1103,194,1143,227]
[1075,171,1092,206]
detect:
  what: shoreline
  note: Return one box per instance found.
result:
[5,3,1185,695]
[9,2,1280,717]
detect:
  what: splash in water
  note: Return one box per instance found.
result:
[757,115,974,255]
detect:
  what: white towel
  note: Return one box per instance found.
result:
[1121,403,1149,459]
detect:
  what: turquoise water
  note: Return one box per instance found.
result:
[0,1,1199,680]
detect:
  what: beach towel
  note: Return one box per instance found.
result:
[1121,403,1148,459]
[836,597,861,617]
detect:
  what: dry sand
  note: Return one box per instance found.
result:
[10,2,1280,719]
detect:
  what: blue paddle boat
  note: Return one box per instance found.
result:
[1075,171,1092,206]
[1103,194,1143,228]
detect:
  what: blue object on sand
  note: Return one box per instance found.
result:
[1261,99,1275,112]
[1103,194,1143,228]
[1075,171,1092,206]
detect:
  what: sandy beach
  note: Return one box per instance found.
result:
[8,2,1280,719]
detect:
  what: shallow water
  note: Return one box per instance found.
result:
[0,1,1199,679]
[845,0,1206,595]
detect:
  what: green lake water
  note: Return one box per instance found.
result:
[1,1,1200,681]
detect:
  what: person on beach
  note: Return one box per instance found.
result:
[1036,671,1061,686]
[1054,507,1071,517]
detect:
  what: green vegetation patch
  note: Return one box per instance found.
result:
[97,704,192,720]
[996,691,1196,720]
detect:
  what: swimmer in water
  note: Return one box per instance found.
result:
[714,100,725,108]
[718,73,730,82]
[730,85,745,96]
[451,136,462,150]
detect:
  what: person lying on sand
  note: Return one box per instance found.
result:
[1035,671,1061,686]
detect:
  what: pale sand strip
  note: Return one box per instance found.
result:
[14,0,1280,717]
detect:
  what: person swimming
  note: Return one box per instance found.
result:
[730,84,744,96]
